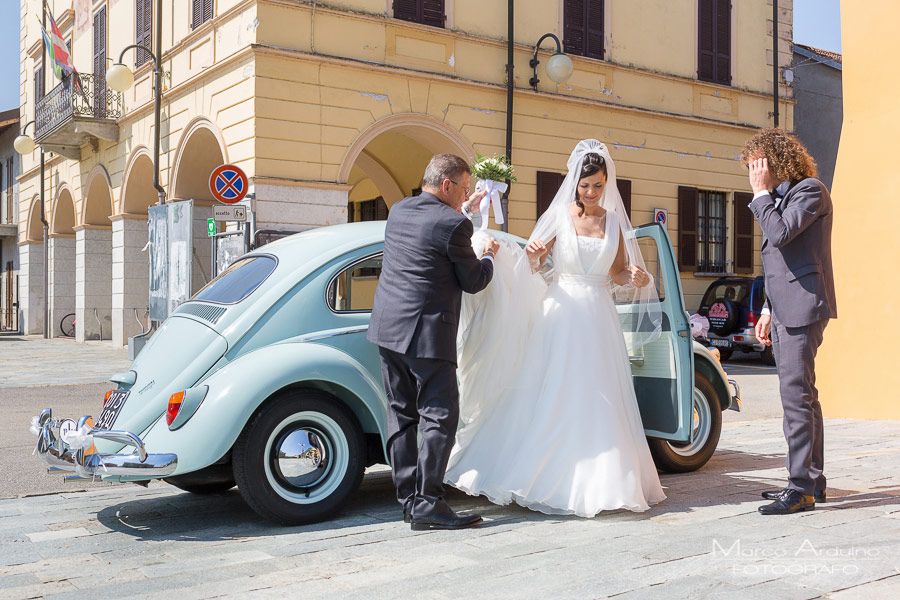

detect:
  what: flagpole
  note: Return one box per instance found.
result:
[39,1,49,339]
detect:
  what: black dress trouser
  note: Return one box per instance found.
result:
[378,347,460,516]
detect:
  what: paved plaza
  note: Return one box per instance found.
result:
[0,337,898,599]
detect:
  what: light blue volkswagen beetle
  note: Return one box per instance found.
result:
[34,221,740,524]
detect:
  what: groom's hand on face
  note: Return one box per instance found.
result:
[748,157,778,194]
[756,313,772,346]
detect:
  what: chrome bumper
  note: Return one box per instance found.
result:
[34,408,177,479]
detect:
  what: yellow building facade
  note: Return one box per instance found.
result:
[16,0,793,345]
[817,0,900,419]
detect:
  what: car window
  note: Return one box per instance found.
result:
[751,281,767,313]
[700,281,751,308]
[192,255,277,304]
[327,255,383,312]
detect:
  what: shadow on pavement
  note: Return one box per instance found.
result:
[93,448,900,542]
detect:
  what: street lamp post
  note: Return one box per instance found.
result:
[529,33,575,92]
[107,44,165,205]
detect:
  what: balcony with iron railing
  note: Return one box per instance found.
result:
[35,73,123,160]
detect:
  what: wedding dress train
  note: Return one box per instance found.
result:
[446,212,666,517]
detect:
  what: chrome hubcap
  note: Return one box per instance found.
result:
[666,387,712,457]
[272,428,331,490]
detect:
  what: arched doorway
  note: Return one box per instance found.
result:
[20,196,45,334]
[339,114,476,221]
[76,166,114,342]
[170,118,227,293]
[49,186,76,338]
[112,149,156,346]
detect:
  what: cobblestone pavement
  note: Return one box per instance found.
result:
[1,418,899,599]
[0,336,131,388]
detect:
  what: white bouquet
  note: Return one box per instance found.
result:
[471,154,516,231]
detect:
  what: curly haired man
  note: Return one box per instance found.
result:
[742,128,838,515]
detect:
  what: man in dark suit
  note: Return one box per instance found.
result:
[368,154,499,530]
[743,128,837,515]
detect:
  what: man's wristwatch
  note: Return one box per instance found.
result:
[484,248,495,258]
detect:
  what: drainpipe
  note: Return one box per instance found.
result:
[153,0,165,204]
[40,2,49,338]
[502,0,513,233]
[773,0,779,127]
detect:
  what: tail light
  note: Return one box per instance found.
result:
[166,391,185,426]
[747,311,757,328]
[103,390,114,407]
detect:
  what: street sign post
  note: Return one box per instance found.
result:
[209,165,248,204]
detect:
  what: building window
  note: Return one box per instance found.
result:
[697,190,726,273]
[350,197,388,223]
[135,0,153,67]
[192,0,213,30]
[393,0,445,29]
[5,158,12,224]
[34,66,44,102]
[93,7,108,119]
[563,0,604,60]
[698,0,731,85]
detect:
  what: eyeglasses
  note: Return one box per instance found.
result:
[447,179,469,196]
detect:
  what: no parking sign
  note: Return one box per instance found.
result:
[654,208,668,228]
[209,164,248,204]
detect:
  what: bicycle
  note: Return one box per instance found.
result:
[60,313,75,338]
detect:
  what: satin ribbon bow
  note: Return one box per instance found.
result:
[475,179,508,231]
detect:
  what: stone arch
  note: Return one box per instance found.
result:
[338,114,477,184]
[51,185,76,235]
[49,186,76,337]
[338,114,477,215]
[26,195,44,242]
[81,165,114,227]
[170,117,228,203]
[119,146,157,214]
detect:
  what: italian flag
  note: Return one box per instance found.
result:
[39,1,83,95]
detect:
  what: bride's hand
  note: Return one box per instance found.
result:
[629,266,651,287]
[526,240,548,260]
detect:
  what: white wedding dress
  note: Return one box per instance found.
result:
[446,211,666,517]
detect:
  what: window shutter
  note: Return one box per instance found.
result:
[191,0,203,29]
[536,171,565,219]
[714,0,731,85]
[677,186,698,270]
[204,0,214,22]
[698,0,715,82]
[93,7,107,119]
[586,0,604,60]
[617,178,632,220]
[394,0,444,28]
[733,192,754,274]
[421,0,445,28]
[135,0,152,67]
[698,0,731,85]
[563,0,586,57]
[34,66,44,101]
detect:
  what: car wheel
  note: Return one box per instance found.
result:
[166,464,236,494]
[647,371,722,473]
[232,390,365,524]
[760,345,776,366]
[716,348,733,362]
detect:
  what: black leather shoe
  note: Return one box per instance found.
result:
[410,507,482,531]
[402,499,412,523]
[759,489,815,515]
[761,488,826,503]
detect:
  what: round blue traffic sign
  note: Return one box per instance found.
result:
[209,165,248,204]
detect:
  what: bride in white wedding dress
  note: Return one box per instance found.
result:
[445,140,666,517]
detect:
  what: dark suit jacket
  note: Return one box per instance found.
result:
[749,177,837,328]
[367,192,494,363]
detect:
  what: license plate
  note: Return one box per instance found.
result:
[94,390,130,430]
[710,338,732,348]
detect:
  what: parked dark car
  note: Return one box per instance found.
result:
[696,276,775,365]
